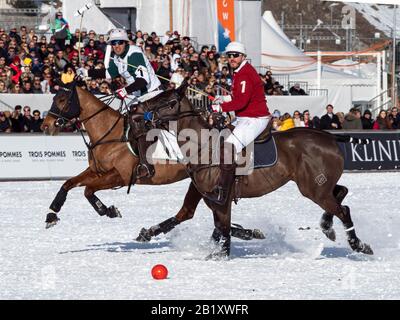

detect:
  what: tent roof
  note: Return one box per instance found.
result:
[261,11,371,81]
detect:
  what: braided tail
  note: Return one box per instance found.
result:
[334,134,370,145]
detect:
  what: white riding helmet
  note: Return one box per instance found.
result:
[107,28,129,44]
[225,41,246,55]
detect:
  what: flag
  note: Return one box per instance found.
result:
[217,0,235,52]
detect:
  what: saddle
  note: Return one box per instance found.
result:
[254,119,273,144]
[225,116,273,144]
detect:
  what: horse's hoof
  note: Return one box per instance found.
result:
[136,228,152,242]
[349,238,373,255]
[252,229,265,239]
[106,206,121,218]
[322,228,336,242]
[45,212,60,229]
[205,251,229,261]
[359,243,374,255]
[45,221,58,229]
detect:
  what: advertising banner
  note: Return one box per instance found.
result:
[0,134,88,180]
[334,131,400,171]
[1,131,399,181]
[216,0,235,52]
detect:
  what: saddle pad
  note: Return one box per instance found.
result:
[252,136,278,169]
[125,125,183,161]
[150,130,184,161]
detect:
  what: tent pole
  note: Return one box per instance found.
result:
[392,4,397,108]
[377,52,382,110]
[317,50,321,90]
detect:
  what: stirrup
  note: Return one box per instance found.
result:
[136,163,155,178]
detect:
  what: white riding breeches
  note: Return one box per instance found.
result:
[226,116,270,152]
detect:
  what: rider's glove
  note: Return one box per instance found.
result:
[116,87,128,100]
[211,103,222,113]
[212,96,223,104]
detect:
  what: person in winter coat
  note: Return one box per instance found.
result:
[320,104,342,130]
[373,110,392,130]
[278,113,295,131]
[9,56,22,84]
[51,12,71,50]
[361,109,374,129]
[342,108,363,130]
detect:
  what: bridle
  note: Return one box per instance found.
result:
[48,84,125,173]
[48,86,77,128]
[135,90,205,131]
[49,84,115,132]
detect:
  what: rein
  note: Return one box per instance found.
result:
[52,88,130,173]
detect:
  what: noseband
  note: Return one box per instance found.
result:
[48,85,110,129]
[48,87,76,129]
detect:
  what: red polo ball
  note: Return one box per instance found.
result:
[151,264,168,280]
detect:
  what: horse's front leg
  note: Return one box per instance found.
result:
[45,168,97,229]
[45,168,124,228]
[204,198,233,260]
[136,182,202,242]
[83,168,125,219]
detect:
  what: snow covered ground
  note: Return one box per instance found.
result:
[0,172,399,300]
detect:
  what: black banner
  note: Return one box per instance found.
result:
[332,130,400,171]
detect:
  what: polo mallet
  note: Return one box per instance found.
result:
[74,2,94,66]
[114,58,216,102]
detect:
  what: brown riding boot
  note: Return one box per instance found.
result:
[205,143,236,205]
[136,135,155,178]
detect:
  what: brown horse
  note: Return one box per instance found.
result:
[40,82,263,242]
[130,80,374,258]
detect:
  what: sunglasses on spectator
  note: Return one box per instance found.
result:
[33,113,40,117]
[110,40,125,46]
[227,53,241,58]
[24,109,30,112]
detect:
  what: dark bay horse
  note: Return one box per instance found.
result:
[40,82,262,242]
[130,80,374,258]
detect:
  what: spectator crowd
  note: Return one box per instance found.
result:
[0,21,399,133]
[270,105,400,132]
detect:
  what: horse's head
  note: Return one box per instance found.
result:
[41,81,80,135]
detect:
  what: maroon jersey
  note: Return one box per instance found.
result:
[221,62,270,118]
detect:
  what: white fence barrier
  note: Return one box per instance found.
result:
[0,93,329,117]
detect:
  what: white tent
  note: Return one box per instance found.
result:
[261,11,378,113]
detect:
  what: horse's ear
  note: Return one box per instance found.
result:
[176,77,189,99]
